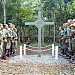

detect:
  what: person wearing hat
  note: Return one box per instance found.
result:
[67,19,73,25]
[73,19,75,22]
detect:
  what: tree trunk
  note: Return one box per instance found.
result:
[17,26,21,44]
[49,25,50,36]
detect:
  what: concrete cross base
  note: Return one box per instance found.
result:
[38,51,41,57]
[38,53,41,57]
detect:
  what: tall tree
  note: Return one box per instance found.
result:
[6,0,35,43]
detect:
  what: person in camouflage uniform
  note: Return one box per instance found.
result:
[0,22,17,59]
[59,21,72,58]
[70,19,75,62]
[0,23,3,57]
[12,25,17,54]
[62,23,69,57]
[8,23,17,56]
[1,24,9,59]
[59,19,75,62]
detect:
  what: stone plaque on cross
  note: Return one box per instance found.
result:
[25,11,54,57]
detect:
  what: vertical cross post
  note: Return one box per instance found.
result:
[38,28,41,57]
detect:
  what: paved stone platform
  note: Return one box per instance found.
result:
[9,54,69,65]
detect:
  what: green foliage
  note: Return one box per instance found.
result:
[0,0,75,42]
[0,2,3,23]
[70,0,75,18]
[43,0,74,25]
[0,0,36,26]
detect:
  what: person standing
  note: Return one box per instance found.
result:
[26,37,31,47]
[0,23,3,58]
[2,24,9,59]
[12,24,17,55]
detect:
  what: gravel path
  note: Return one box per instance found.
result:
[0,46,75,75]
[0,61,75,75]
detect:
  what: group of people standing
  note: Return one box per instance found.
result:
[59,19,75,61]
[0,23,17,60]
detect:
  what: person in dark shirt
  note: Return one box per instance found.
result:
[26,38,31,47]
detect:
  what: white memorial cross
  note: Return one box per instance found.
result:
[25,11,54,57]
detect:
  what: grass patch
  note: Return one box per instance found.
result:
[19,42,60,47]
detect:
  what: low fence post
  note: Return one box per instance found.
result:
[24,44,26,55]
[20,46,22,60]
[52,44,54,57]
[55,46,58,60]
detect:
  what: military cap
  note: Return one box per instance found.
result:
[73,19,75,22]
[67,19,73,23]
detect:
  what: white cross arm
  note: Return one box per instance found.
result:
[44,22,54,25]
[25,22,35,25]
